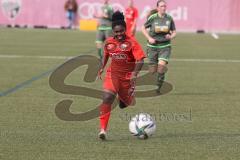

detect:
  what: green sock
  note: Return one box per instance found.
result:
[98,48,103,59]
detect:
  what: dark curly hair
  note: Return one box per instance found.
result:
[112,11,126,29]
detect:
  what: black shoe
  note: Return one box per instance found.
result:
[156,80,164,94]
[119,100,127,109]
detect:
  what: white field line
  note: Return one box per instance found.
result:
[171,58,240,63]
[0,54,74,59]
[0,54,240,63]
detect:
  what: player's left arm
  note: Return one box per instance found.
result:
[130,58,144,88]
[131,40,146,79]
[166,19,177,40]
[132,59,144,78]
[169,21,176,39]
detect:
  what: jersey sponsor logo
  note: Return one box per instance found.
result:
[155,25,169,33]
[120,41,132,51]
[110,53,127,60]
[154,26,161,33]
[1,0,21,20]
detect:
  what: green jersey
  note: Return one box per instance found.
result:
[144,13,176,48]
[98,4,114,31]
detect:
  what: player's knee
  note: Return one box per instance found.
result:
[96,43,102,49]
[157,63,167,74]
[103,93,115,104]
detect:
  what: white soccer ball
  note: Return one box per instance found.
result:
[129,113,156,139]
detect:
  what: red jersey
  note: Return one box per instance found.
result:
[104,36,145,79]
[125,7,138,24]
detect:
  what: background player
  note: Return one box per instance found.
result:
[125,0,139,37]
[64,0,78,29]
[141,0,176,93]
[97,11,145,140]
[94,0,114,59]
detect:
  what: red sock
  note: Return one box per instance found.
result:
[99,103,111,131]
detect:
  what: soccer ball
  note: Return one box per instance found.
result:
[129,113,156,139]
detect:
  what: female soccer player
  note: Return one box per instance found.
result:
[142,0,176,93]
[97,11,146,140]
[94,0,114,59]
[125,0,139,37]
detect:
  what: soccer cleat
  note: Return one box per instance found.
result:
[119,100,127,109]
[156,80,164,94]
[98,129,106,140]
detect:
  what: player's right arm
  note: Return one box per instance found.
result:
[98,42,110,80]
[141,16,156,44]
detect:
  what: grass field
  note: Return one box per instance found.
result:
[1,28,240,160]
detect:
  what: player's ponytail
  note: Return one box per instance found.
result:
[112,11,126,29]
[147,9,158,19]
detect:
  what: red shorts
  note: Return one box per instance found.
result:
[103,71,135,105]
